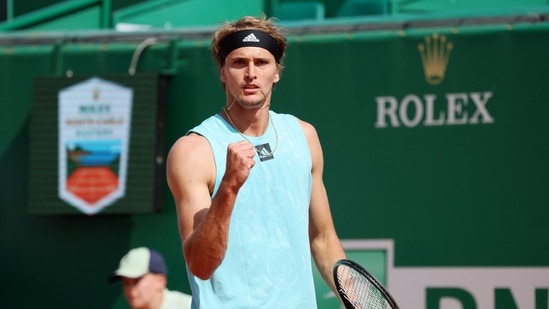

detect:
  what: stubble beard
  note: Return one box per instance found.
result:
[235,88,270,110]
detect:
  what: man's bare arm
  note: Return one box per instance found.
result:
[300,120,347,295]
[166,134,256,279]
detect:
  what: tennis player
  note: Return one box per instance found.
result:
[166,15,347,308]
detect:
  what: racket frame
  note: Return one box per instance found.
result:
[333,259,400,309]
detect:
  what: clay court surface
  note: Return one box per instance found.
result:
[66,166,118,204]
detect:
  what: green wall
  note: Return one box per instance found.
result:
[11,0,154,17]
[280,0,549,17]
[0,43,189,308]
[1,12,549,309]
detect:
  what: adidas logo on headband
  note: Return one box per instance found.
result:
[242,33,260,43]
[220,30,282,63]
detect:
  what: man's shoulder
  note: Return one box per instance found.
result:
[271,111,312,134]
[270,111,301,126]
[190,113,225,132]
[162,289,192,309]
[165,288,192,298]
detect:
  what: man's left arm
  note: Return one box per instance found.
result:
[299,120,347,295]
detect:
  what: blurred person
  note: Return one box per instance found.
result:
[166,15,346,308]
[110,247,192,309]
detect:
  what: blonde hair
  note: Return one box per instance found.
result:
[211,15,288,73]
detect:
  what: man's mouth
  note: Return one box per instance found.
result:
[242,85,259,94]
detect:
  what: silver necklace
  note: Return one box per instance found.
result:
[222,107,278,157]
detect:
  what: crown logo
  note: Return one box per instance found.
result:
[92,87,100,101]
[418,33,453,85]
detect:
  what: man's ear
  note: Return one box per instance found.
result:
[273,72,280,83]
[220,68,226,82]
[155,274,167,290]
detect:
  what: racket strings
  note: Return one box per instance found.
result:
[337,266,389,309]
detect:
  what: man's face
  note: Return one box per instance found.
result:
[121,273,165,309]
[221,46,280,109]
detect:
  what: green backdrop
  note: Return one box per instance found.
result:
[1,17,548,309]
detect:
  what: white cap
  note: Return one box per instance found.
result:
[110,247,167,281]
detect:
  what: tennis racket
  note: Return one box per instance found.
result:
[333,259,400,309]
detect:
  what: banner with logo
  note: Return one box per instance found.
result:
[58,77,132,215]
[29,74,164,215]
[271,25,549,309]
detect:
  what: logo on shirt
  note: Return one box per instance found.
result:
[256,143,274,162]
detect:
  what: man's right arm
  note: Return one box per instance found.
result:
[166,134,256,280]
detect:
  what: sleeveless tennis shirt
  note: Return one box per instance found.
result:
[186,111,317,308]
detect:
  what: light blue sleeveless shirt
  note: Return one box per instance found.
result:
[187,111,316,308]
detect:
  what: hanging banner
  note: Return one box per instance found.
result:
[58,77,133,215]
[29,74,164,215]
